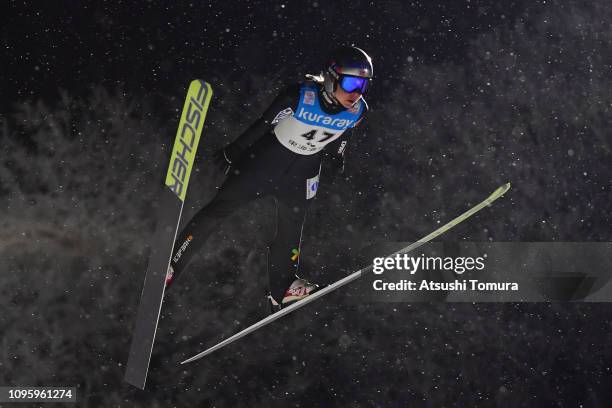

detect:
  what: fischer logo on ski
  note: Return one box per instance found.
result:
[166,82,212,201]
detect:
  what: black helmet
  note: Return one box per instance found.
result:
[323,46,373,96]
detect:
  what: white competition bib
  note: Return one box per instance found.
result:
[273,84,364,155]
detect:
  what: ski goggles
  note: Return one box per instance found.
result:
[338,75,370,94]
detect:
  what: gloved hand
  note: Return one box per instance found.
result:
[328,150,346,175]
[212,144,243,175]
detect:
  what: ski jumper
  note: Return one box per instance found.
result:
[169,81,367,302]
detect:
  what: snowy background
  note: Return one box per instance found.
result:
[1,0,611,406]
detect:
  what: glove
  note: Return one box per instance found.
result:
[212,144,243,175]
[331,140,348,175]
[329,150,346,175]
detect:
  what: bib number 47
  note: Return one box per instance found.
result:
[300,129,336,143]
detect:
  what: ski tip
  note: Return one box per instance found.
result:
[491,182,511,198]
[192,79,213,93]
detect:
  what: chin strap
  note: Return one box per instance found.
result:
[320,89,340,107]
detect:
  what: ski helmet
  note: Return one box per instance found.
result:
[323,46,373,97]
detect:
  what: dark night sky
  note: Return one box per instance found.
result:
[2,0,525,107]
[2,1,611,407]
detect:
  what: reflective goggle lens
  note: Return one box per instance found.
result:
[339,76,369,94]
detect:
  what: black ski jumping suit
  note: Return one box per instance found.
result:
[169,80,368,302]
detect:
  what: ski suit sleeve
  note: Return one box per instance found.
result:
[324,100,368,175]
[325,133,350,174]
[229,84,300,153]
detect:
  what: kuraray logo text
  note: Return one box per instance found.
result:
[295,107,355,129]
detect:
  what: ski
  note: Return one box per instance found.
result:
[181,182,511,364]
[124,80,213,389]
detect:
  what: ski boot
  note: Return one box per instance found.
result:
[281,278,320,306]
[266,278,320,314]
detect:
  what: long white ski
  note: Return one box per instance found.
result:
[181,182,511,364]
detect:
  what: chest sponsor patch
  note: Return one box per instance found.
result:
[304,90,315,105]
[295,107,356,129]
